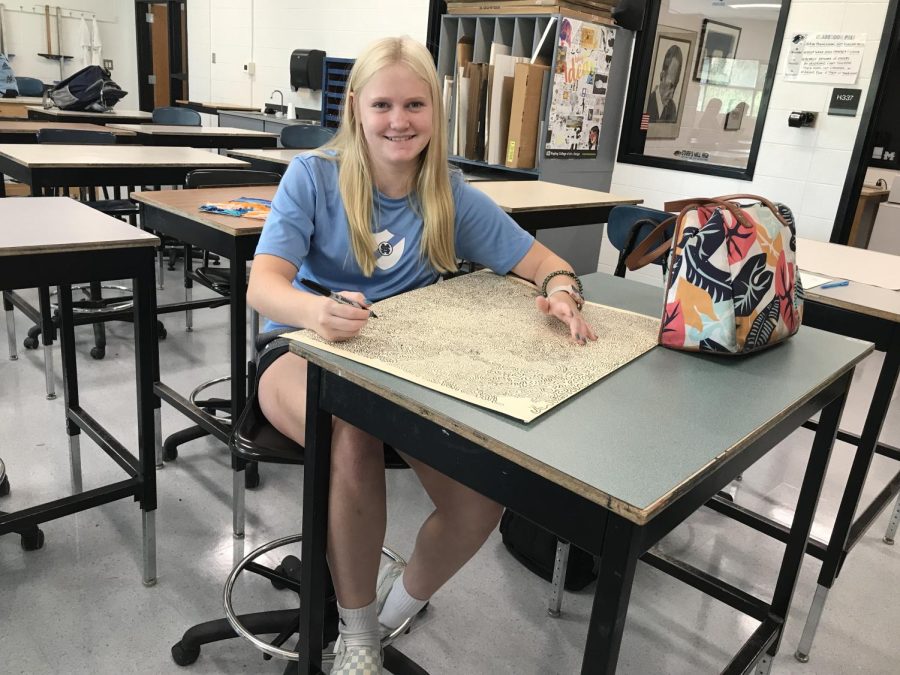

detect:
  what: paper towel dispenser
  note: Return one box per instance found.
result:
[291,49,325,91]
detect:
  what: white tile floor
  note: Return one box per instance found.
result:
[1,276,898,674]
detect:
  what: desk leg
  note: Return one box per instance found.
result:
[795,343,900,662]
[57,285,83,494]
[582,513,641,674]
[133,257,159,586]
[884,494,900,545]
[298,363,331,675]
[38,285,56,400]
[3,291,17,360]
[760,375,847,665]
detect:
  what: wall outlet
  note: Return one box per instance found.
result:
[103,59,113,70]
[244,62,256,76]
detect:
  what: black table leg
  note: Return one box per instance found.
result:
[57,284,83,495]
[760,373,850,672]
[582,512,642,674]
[133,254,159,585]
[795,339,900,662]
[298,363,331,675]
[38,285,56,400]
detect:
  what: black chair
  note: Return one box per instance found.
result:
[605,204,675,278]
[15,77,44,97]
[170,362,428,675]
[152,106,201,126]
[280,124,334,149]
[162,170,282,470]
[0,457,45,551]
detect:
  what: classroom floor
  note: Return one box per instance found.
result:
[0,274,898,674]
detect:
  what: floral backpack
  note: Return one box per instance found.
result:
[626,194,803,355]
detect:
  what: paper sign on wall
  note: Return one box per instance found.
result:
[784,33,866,84]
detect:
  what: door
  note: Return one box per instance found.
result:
[136,1,188,111]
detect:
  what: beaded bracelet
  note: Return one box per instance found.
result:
[541,270,584,298]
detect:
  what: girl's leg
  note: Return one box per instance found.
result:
[396,453,503,602]
[258,352,386,609]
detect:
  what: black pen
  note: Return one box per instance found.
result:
[300,278,378,318]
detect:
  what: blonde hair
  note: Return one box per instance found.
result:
[313,36,456,276]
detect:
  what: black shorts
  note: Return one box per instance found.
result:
[255,331,294,383]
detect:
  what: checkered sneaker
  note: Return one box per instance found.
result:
[330,643,383,675]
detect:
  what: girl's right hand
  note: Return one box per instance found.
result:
[312,291,371,342]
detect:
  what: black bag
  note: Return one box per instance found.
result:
[49,65,127,112]
[499,509,599,591]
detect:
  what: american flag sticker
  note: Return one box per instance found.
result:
[640,114,650,131]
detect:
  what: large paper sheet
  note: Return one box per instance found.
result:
[286,272,659,423]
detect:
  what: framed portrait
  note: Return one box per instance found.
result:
[643,27,695,140]
[695,19,741,84]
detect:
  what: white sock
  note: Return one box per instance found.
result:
[378,572,429,630]
[337,599,380,647]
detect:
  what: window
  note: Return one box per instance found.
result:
[618,0,791,179]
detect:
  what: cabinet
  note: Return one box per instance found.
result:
[321,57,354,130]
[438,12,635,273]
[218,111,321,147]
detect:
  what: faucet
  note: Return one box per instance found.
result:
[270,89,284,116]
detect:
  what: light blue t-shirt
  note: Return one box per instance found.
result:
[255,153,534,331]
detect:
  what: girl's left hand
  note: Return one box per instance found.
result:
[535,293,598,346]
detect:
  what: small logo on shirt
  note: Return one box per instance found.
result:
[374,230,404,270]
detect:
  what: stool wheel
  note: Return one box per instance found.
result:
[0,476,9,498]
[21,527,45,551]
[23,336,38,350]
[162,445,178,462]
[90,346,105,360]
[271,555,302,590]
[171,641,201,666]
[157,322,168,340]
[223,534,411,662]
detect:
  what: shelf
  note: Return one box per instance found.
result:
[37,53,74,61]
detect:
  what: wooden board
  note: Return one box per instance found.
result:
[472,180,641,213]
[25,106,153,120]
[286,271,658,423]
[0,121,137,136]
[797,237,900,291]
[0,197,158,256]
[131,185,277,236]
[0,144,251,169]
[226,148,305,165]
[107,124,276,138]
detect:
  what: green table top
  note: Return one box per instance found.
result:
[293,273,873,524]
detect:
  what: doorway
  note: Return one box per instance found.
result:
[135,0,188,111]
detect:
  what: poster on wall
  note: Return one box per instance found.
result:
[643,26,696,140]
[784,33,866,84]
[544,18,615,160]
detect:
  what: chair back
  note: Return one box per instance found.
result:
[606,205,675,277]
[280,124,334,149]
[185,169,282,189]
[16,77,44,96]
[36,128,116,145]
[152,106,201,126]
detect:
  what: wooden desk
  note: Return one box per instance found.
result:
[0,144,250,196]
[0,97,45,119]
[132,186,274,461]
[0,197,159,585]
[26,107,154,125]
[847,185,891,248]
[226,148,304,174]
[106,124,278,149]
[0,121,137,144]
[292,273,871,674]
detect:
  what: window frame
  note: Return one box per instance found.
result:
[616,0,793,180]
